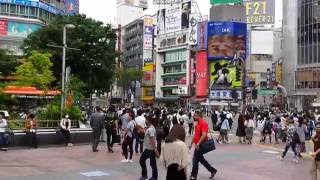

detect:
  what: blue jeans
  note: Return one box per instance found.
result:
[0,132,8,148]
[191,148,216,178]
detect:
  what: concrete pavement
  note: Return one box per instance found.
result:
[0,140,312,180]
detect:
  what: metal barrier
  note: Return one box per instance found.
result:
[7,120,80,130]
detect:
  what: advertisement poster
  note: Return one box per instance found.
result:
[196,51,208,97]
[158,32,188,50]
[0,20,7,36]
[144,26,153,49]
[165,4,181,33]
[207,21,246,60]
[65,0,79,14]
[143,63,154,86]
[244,0,275,25]
[197,21,207,50]
[210,0,243,5]
[157,9,166,35]
[7,21,42,38]
[209,60,242,89]
[181,1,191,29]
[210,90,242,100]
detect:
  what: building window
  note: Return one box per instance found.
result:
[10,4,17,14]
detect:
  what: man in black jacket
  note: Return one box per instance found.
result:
[90,106,105,152]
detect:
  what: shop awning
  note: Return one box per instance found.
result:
[3,86,60,96]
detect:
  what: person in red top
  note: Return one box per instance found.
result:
[189,111,217,180]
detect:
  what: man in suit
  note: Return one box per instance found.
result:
[90,106,105,152]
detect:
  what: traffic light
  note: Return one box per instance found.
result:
[236,67,241,82]
[252,89,258,100]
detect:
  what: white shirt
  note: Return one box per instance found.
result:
[0,118,7,132]
[245,119,255,128]
[135,115,146,129]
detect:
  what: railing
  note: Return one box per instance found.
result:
[7,120,80,130]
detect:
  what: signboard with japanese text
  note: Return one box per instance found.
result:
[197,21,208,50]
[210,90,242,100]
[165,4,181,33]
[188,1,198,45]
[157,32,188,50]
[244,0,275,25]
[207,21,246,60]
[0,0,63,14]
[7,21,42,38]
[143,63,155,86]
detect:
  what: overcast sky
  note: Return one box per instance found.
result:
[79,0,210,24]
[79,0,282,27]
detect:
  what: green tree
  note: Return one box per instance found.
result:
[0,49,18,77]
[66,75,87,102]
[116,67,143,101]
[15,51,55,89]
[23,15,117,95]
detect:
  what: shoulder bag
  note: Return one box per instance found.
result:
[199,130,216,155]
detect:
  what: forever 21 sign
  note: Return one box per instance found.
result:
[158,32,188,50]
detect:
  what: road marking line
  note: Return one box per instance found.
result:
[80,171,110,177]
[262,150,280,154]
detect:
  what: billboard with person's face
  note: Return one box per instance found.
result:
[207,21,246,60]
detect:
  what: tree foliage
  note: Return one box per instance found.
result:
[23,15,117,94]
[0,49,18,77]
[116,67,143,90]
[66,75,87,102]
[15,51,55,89]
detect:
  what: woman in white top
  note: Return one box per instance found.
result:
[160,124,190,180]
[60,114,72,147]
[244,114,255,144]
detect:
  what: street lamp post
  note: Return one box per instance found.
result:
[61,24,75,118]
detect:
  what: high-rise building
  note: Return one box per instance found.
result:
[0,0,78,55]
[283,0,320,111]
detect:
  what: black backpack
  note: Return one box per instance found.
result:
[105,112,116,130]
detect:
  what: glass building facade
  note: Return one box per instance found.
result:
[296,0,320,89]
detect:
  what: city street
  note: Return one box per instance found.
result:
[0,137,312,180]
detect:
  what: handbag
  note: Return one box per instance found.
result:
[198,131,216,155]
[113,134,121,143]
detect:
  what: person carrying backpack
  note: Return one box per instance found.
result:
[105,106,118,153]
[263,119,273,144]
[280,118,299,163]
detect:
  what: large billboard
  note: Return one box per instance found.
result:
[143,63,155,86]
[65,0,79,15]
[196,51,209,97]
[209,60,242,89]
[210,5,246,23]
[157,31,188,50]
[244,0,275,25]
[7,21,42,38]
[117,0,148,9]
[207,21,246,60]
[210,0,243,5]
[0,20,7,36]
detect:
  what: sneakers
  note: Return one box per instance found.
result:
[121,159,129,163]
[128,159,133,163]
[279,156,284,161]
[67,143,73,147]
[293,158,299,164]
[189,177,196,180]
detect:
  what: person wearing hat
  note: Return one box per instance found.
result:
[311,122,320,180]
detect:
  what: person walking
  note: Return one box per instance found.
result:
[121,112,135,163]
[90,106,105,152]
[220,114,230,144]
[135,109,146,154]
[273,117,282,144]
[236,114,246,143]
[189,111,217,180]
[296,117,307,158]
[311,122,320,180]
[0,112,8,151]
[244,115,255,144]
[59,114,72,147]
[25,114,38,148]
[280,118,299,163]
[105,105,118,153]
[160,124,190,180]
[139,116,158,180]
[187,111,194,136]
